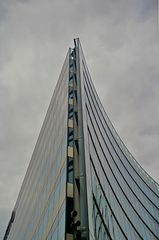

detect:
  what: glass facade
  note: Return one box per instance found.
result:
[4,51,70,240]
[4,39,159,240]
[77,40,159,239]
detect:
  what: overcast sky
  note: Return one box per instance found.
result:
[0,0,158,238]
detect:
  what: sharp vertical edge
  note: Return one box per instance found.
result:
[74,38,89,240]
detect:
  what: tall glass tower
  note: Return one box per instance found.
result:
[4,39,159,240]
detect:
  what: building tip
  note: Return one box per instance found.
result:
[73,38,80,47]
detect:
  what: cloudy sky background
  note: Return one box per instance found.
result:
[0,0,158,237]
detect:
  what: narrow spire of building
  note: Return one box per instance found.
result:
[4,39,159,240]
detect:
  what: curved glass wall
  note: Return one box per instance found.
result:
[78,42,159,240]
[4,39,159,240]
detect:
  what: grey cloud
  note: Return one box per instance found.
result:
[0,0,158,238]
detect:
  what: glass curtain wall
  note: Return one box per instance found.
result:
[77,40,159,240]
[5,51,70,240]
[4,39,159,240]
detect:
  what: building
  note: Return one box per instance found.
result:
[3,39,159,240]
